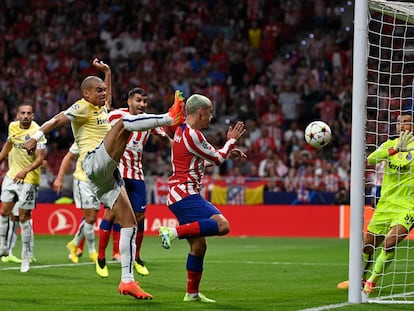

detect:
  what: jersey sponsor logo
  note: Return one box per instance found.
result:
[96,118,109,125]
[404,214,414,226]
[13,143,26,149]
[48,209,77,234]
[389,151,413,171]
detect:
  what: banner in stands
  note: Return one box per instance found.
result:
[24,203,414,238]
[210,180,266,205]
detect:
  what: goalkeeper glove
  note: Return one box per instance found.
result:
[394,130,414,152]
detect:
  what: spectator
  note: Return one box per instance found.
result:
[278,82,302,128]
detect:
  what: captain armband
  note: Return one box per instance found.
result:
[388,148,398,156]
[32,130,44,141]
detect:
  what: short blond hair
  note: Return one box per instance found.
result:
[186,94,211,115]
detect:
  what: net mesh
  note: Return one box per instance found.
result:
[365,0,414,304]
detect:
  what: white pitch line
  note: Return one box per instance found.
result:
[297,302,351,311]
[0,260,120,271]
[0,259,347,271]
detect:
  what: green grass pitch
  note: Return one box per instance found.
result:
[0,235,413,311]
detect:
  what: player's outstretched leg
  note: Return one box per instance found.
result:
[122,90,185,132]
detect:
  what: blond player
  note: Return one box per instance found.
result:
[0,104,47,273]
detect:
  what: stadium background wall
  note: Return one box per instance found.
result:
[16,203,414,239]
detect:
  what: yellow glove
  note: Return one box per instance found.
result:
[394,130,414,152]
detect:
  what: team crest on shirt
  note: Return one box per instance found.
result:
[390,151,413,170]
[25,134,30,141]
[127,140,142,152]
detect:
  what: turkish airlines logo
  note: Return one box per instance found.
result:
[48,209,77,234]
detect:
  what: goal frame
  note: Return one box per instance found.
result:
[350,0,414,304]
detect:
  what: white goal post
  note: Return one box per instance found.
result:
[350,0,414,304]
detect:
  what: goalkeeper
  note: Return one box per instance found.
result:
[338,112,414,293]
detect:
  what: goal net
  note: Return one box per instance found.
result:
[364,0,414,304]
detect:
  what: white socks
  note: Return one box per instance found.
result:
[73,218,85,246]
[83,222,96,253]
[20,220,33,259]
[0,215,9,248]
[120,227,137,283]
[122,113,173,131]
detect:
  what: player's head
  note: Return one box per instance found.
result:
[81,76,106,107]
[127,87,148,115]
[186,94,213,128]
[16,104,34,129]
[397,111,414,133]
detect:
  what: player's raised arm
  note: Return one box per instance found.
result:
[226,121,247,141]
[25,112,70,154]
[92,58,112,110]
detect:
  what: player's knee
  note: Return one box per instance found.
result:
[84,215,97,224]
[218,221,230,235]
[135,212,145,223]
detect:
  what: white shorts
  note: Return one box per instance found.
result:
[72,178,101,210]
[82,142,123,209]
[1,175,39,212]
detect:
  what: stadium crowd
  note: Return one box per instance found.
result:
[0,0,354,203]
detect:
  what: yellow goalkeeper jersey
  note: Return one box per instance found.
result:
[63,98,111,181]
[6,120,47,185]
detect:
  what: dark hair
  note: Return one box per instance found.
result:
[17,103,34,112]
[128,87,147,98]
[401,110,413,117]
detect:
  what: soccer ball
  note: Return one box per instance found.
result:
[304,121,331,148]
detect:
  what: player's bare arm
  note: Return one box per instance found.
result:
[0,141,12,162]
[25,112,70,154]
[92,58,112,109]
[52,151,78,194]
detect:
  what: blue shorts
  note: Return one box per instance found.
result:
[168,194,221,225]
[124,178,147,213]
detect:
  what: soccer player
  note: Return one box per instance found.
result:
[53,144,120,261]
[337,112,414,293]
[95,87,173,278]
[25,58,185,300]
[158,94,246,302]
[52,142,105,263]
[0,104,47,272]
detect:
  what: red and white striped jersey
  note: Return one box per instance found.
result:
[167,123,236,205]
[109,108,167,180]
